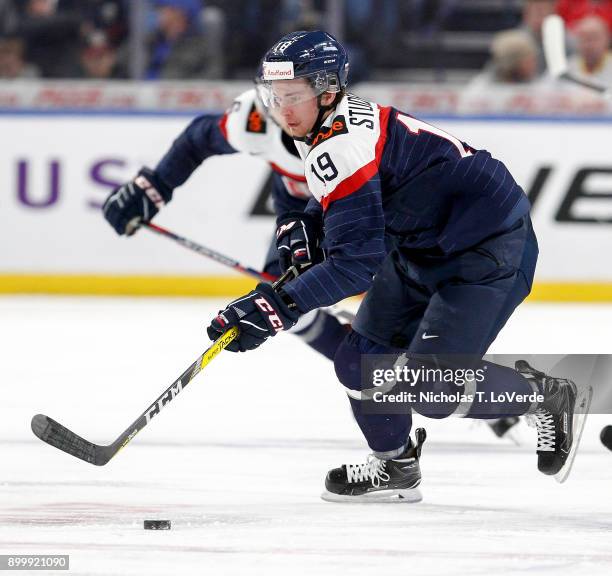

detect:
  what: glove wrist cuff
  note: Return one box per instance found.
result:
[137,167,173,203]
[255,283,301,324]
[277,288,299,312]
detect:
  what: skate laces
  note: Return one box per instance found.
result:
[346,455,391,487]
[526,409,556,452]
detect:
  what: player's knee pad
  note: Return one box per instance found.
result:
[334,330,396,394]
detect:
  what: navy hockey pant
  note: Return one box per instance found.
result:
[334,215,540,457]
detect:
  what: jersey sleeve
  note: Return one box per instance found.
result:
[154,112,237,191]
[282,137,387,313]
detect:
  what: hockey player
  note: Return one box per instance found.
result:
[101,58,518,443]
[206,30,592,501]
[101,75,348,362]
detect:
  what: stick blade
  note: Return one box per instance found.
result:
[31,414,109,466]
[543,14,569,77]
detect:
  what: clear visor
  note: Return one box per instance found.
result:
[256,70,341,110]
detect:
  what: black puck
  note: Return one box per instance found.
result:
[144,520,171,530]
[600,425,612,452]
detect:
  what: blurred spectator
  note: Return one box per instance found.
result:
[0,34,40,78]
[79,1,128,48]
[520,0,559,73]
[464,29,542,91]
[557,0,612,31]
[489,29,541,83]
[568,15,612,83]
[79,31,124,79]
[146,0,222,79]
[459,29,550,114]
[16,0,83,77]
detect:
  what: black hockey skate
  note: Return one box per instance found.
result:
[516,360,592,483]
[322,428,426,503]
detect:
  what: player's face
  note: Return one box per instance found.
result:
[268,107,290,132]
[268,79,320,138]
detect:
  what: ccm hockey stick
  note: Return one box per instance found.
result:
[31,327,237,465]
[542,14,612,97]
[143,221,276,282]
[143,221,356,323]
[31,268,296,465]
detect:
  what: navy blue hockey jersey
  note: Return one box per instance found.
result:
[282,93,531,314]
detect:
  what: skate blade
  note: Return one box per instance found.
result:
[320,487,422,503]
[554,385,593,484]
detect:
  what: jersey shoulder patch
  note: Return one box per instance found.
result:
[223,89,271,153]
[245,103,267,134]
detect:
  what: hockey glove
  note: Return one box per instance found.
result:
[207,283,300,352]
[276,211,325,273]
[103,168,172,236]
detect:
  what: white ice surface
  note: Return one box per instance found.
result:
[1,296,612,576]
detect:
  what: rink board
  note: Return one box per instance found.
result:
[0,113,611,298]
